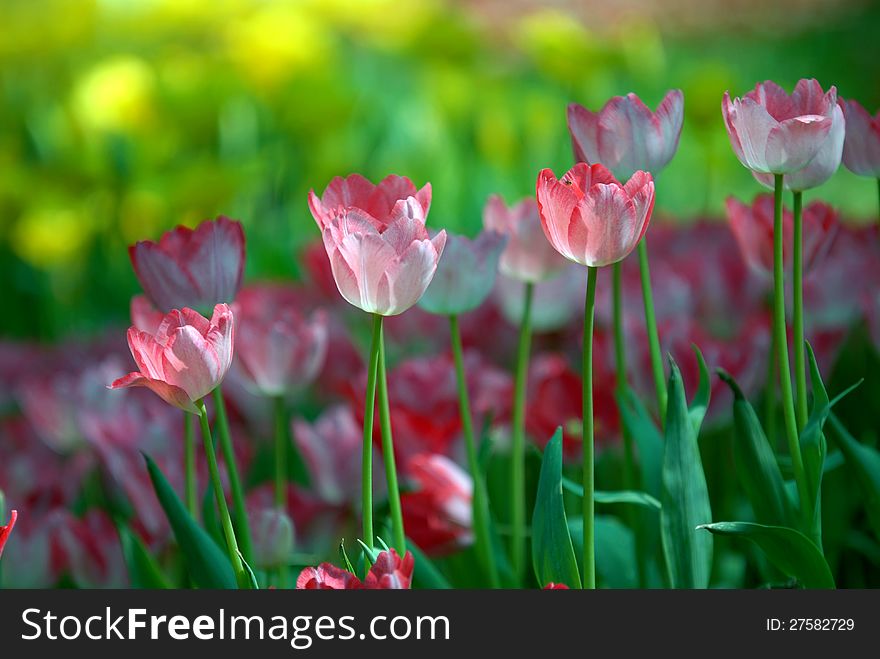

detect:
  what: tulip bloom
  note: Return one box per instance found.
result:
[483,195,568,283]
[543,582,570,590]
[249,508,295,570]
[110,304,235,414]
[838,98,880,177]
[535,163,655,267]
[235,285,328,397]
[726,194,838,280]
[419,231,507,316]
[401,454,473,556]
[129,216,245,313]
[722,79,837,174]
[567,90,684,180]
[0,509,16,560]
[296,549,414,590]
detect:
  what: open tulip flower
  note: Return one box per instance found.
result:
[483,194,568,283]
[129,216,245,313]
[838,98,880,177]
[110,304,235,414]
[726,194,839,280]
[567,89,684,180]
[419,230,507,316]
[722,79,838,175]
[536,163,655,267]
[0,509,17,560]
[296,549,414,590]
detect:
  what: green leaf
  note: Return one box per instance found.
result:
[239,552,260,590]
[531,428,581,589]
[562,478,661,510]
[339,540,356,575]
[718,369,794,527]
[406,539,452,589]
[698,522,834,589]
[688,345,711,435]
[617,385,663,498]
[569,516,638,588]
[660,356,713,589]
[829,414,880,541]
[117,524,170,589]
[144,454,237,589]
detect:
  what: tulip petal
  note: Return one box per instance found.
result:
[162,325,223,402]
[765,114,832,173]
[109,372,199,414]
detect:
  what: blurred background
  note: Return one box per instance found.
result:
[2,0,879,341]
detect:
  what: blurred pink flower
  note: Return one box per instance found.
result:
[483,194,568,283]
[249,508,295,570]
[401,454,473,556]
[0,509,17,560]
[839,98,880,177]
[110,304,235,413]
[235,284,328,397]
[130,295,164,334]
[543,582,570,590]
[311,175,446,315]
[129,216,245,313]
[567,90,684,179]
[293,405,363,506]
[722,79,837,174]
[536,163,654,267]
[725,194,839,280]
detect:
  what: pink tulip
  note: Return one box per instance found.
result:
[315,186,446,315]
[536,163,654,267]
[543,582,570,590]
[722,79,837,174]
[838,98,880,177]
[725,194,839,279]
[296,549,414,590]
[567,90,684,179]
[235,284,328,396]
[483,195,568,283]
[0,509,17,560]
[308,173,432,231]
[296,562,365,589]
[129,216,245,313]
[110,304,235,414]
[293,405,363,506]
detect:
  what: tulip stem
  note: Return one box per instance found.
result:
[273,395,288,509]
[792,191,808,430]
[582,266,598,590]
[183,412,198,519]
[773,175,809,519]
[510,281,533,582]
[211,387,253,565]
[377,322,406,555]
[449,314,500,588]
[197,399,247,588]
[362,314,383,556]
[637,240,667,424]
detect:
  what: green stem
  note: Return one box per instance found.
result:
[582,266,598,589]
[197,399,247,588]
[377,322,406,554]
[792,190,808,430]
[211,386,253,564]
[362,314,383,554]
[637,239,667,424]
[877,178,880,225]
[449,314,500,588]
[772,175,809,517]
[183,412,197,518]
[273,395,288,509]
[510,281,534,581]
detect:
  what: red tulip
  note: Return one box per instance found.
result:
[725,194,839,280]
[129,216,245,313]
[110,304,235,413]
[483,194,568,283]
[722,79,837,174]
[839,98,880,177]
[310,175,446,316]
[0,509,17,560]
[235,284,328,396]
[401,454,473,556]
[567,90,684,179]
[536,163,654,267]
[296,549,414,590]
[543,582,569,590]
[296,563,365,590]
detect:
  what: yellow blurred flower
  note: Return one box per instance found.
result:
[71,55,156,134]
[12,207,92,269]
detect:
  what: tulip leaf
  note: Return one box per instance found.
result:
[117,524,170,589]
[239,551,260,590]
[829,414,880,542]
[660,356,713,589]
[144,454,237,589]
[406,538,452,589]
[532,427,581,589]
[339,540,357,575]
[617,385,663,498]
[561,479,661,510]
[688,345,711,435]
[569,515,638,589]
[719,369,795,527]
[698,522,834,589]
